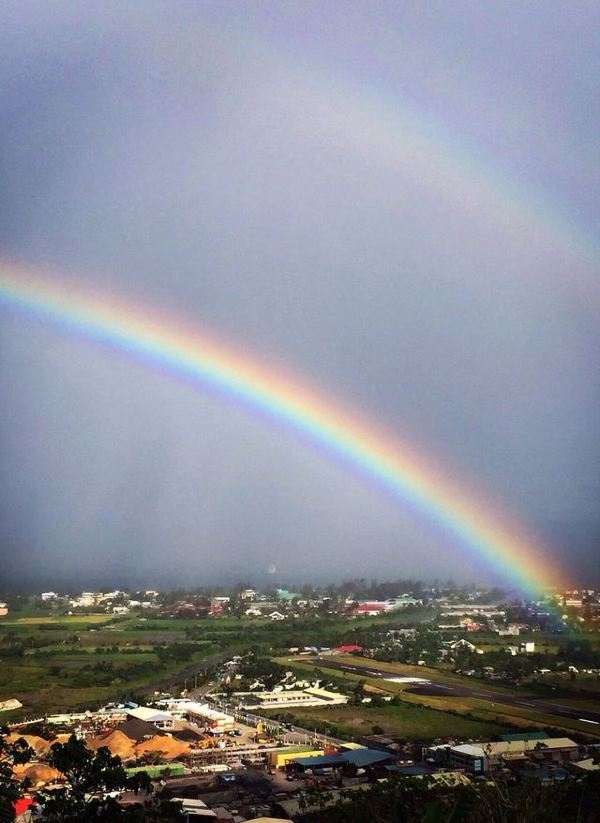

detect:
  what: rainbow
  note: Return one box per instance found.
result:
[0,261,563,594]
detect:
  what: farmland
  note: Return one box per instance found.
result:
[0,605,428,719]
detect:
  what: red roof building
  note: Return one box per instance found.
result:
[334,644,364,653]
[352,603,386,616]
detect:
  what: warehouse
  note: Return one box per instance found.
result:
[426,737,578,774]
[289,748,395,777]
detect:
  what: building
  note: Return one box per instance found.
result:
[291,748,395,775]
[170,798,217,820]
[166,700,235,732]
[268,748,325,769]
[449,638,476,652]
[237,687,348,709]
[126,707,176,730]
[426,737,578,774]
[353,603,387,617]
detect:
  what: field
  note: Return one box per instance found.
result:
[0,611,228,718]
[4,605,598,742]
[1,615,114,626]
[276,655,600,739]
[0,606,427,719]
[262,701,507,742]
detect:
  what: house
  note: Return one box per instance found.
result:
[269,611,286,621]
[353,603,386,617]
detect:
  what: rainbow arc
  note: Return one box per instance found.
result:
[0,262,563,594]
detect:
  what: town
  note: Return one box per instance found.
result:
[2,581,599,820]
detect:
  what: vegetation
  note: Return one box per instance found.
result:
[263,701,507,742]
[0,729,183,821]
[0,606,430,719]
[295,772,600,823]
[0,727,32,820]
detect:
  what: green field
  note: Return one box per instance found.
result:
[263,701,507,742]
[276,655,600,739]
[1,615,114,625]
[0,608,429,719]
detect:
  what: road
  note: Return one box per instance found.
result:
[310,658,600,728]
[208,696,346,749]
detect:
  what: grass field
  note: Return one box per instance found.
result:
[1,609,410,718]
[1,615,115,625]
[262,701,507,742]
[0,610,226,718]
[276,655,600,739]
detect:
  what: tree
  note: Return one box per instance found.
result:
[38,735,183,821]
[0,727,33,821]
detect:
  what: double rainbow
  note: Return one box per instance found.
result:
[0,261,562,594]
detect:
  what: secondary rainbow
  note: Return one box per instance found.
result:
[0,261,562,594]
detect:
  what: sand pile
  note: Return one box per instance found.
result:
[86,729,134,759]
[7,734,52,755]
[13,763,63,788]
[133,735,189,760]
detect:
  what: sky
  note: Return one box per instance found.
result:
[0,1,598,590]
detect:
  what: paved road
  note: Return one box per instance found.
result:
[311,658,600,728]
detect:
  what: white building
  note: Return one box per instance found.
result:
[238,686,349,709]
[165,700,234,732]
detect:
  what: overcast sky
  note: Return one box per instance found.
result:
[1,1,598,590]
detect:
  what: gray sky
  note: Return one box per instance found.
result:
[1,1,598,589]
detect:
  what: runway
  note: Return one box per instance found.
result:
[311,658,600,727]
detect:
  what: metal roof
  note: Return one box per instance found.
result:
[500,731,549,742]
[294,749,391,769]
